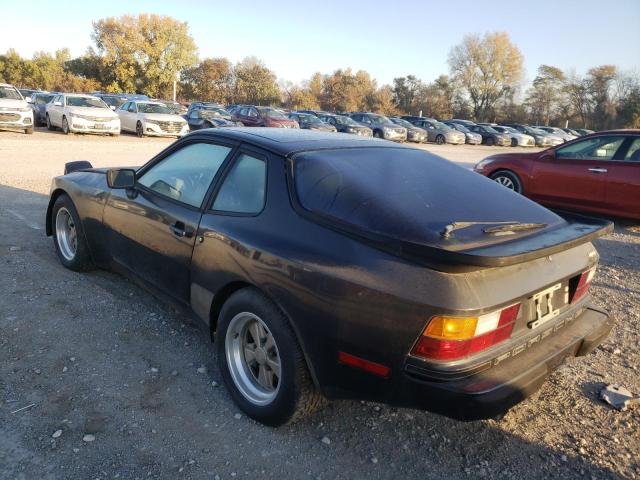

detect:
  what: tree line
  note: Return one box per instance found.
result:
[0,14,638,130]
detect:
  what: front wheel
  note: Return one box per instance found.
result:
[51,194,94,271]
[136,121,144,137]
[511,138,518,147]
[435,134,445,145]
[217,288,324,426]
[486,136,495,146]
[62,116,70,135]
[490,170,523,194]
[46,114,55,131]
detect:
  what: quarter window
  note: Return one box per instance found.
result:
[212,153,266,214]
[623,138,640,161]
[556,136,625,161]
[137,143,232,208]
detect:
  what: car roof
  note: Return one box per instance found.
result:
[187,128,409,156]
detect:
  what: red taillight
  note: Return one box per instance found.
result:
[570,267,596,303]
[411,303,520,361]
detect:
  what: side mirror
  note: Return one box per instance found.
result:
[110,105,116,110]
[540,150,556,161]
[25,96,32,103]
[107,168,136,189]
[54,101,62,107]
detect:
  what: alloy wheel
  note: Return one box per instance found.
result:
[225,312,281,406]
[55,207,77,261]
[494,175,516,190]
[136,122,143,137]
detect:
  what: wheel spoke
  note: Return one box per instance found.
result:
[264,333,275,351]
[243,346,257,365]
[248,322,261,345]
[256,322,268,346]
[266,357,280,378]
[257,365,270,388]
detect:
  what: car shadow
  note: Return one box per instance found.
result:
[0,183,627,480]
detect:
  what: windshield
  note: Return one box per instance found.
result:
[483,126,499,134]
[531,127,547,135]
[0,86,23,100]
[36,94,54,105]
[101,96,126,107]
[450,124,469,133]
[369,115,391,125]
[67,96,109,108]
[391,118,414,128]
[501,126,518,134]
[335,116,359,126]
[137,103,172,114]
[434,122,451,130]
[296,113,322,123]
[200,107,230,116]
[260,107,287,119]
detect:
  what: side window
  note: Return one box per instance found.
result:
[128,103,137,113]
[239,107,248,116]
[212,153,267,214]
[189,110,200,119]
[623,138,640,161]
[121,102,130,111]
[137,143,232,208]
[249,108,258,118]
[556,136,625,161]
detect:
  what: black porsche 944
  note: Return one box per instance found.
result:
[46,129,613,426]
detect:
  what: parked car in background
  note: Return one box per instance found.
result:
[575,128,595,136]
[447,119,476,128]
[317,113,373,136]
[468,124,511,146]
[0,83,34,134]
[47,128,613,426]
[535,126,578,143]
[350,112,407,141]
[154,100,185,115]
[30,92,56,126]
[502,124,559,147]
[233,106,299,128]
[18,88,41,100]
[562,128,582,137]
[185,105,237,131]
[442,121,482,145]
[46,93,120,135]
[492,125,536,147]
[117,100,188,137]
[405,117,465,144]
[93,94,128,111]
[474,130,640,219]
[288,112,337,132]
[389,117,427,143]
[297,109,330,117]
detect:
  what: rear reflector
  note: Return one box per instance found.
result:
[338,351,390,378]
[411,304,520,361]
[570,267,596,304]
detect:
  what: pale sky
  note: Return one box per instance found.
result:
[2,0,639,86]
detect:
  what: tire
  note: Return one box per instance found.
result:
[511,138,518,147]
[217,288,324,426]
[373,130,383,139]
[136,121,144,138]
[435,134,445,145]
[51,194,94,271]
[25,126,34,135]
[46,114,55,131]
[62,116,70,135]
[486,136,495,146]
[490,170,523,194]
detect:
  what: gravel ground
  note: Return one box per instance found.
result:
[0,128,638,479]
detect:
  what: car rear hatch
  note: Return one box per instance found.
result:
[290,146,612,271]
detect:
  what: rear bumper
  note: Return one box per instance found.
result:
[395,305,612,420]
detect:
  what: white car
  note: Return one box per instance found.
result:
[117,100,189,138]
[46,94,120,135]
[0,83,34,134]
[493,125,536,147]
[534,126,578,143]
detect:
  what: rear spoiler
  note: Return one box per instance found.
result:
[64,161,93,174]
[398,212,613,271]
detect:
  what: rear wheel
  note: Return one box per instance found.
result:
[490,170,523,194]
[136,121,144,137]
[51,194,94,271]
[435,134,445,145]
[217,288,324,426]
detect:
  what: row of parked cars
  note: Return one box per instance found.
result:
[2,83,596,146]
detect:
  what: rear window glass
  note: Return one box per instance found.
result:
[293,148,562,248]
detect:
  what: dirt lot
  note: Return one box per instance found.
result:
[1,128,638,480]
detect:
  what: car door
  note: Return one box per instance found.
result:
[102,140,236,303]
[528,135,627,210]
[118,102,131,131]
[49,95,63,126]
[605,137,640,217]
[190,148,269,318]
[125,102,138,131]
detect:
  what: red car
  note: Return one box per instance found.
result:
[474,130,640,220]
[232,105,298,128]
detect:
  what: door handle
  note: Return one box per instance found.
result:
[588,168,608,174]
[170,222,193,238]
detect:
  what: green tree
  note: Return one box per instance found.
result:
[232,57,280,105]
[525,65,566,125]
[587,65,617,130]
[91,14,197,96]
[181,58,233,103]
[392,75,423,113]
[448,32,523,121]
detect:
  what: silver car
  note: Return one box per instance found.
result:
[492,125,536,147]
[443,122,482,144]
[534,126,578,143]
[410,118,465,144]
